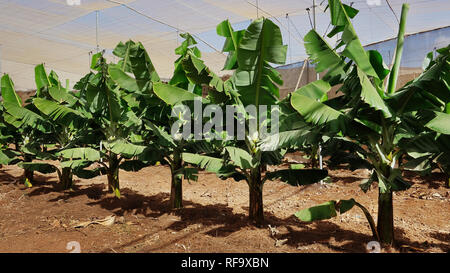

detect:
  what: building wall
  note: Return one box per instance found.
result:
[275,26,449,99]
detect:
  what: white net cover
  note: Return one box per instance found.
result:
[0,0,449,90]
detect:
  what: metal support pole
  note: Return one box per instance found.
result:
[96,10,100,53]
[313,0,324,176]
[286,14,292,63]
[312,0,319,81]
[89,51,92,69]
[256,0,259,18]
[312,0,316,30]
[319,144,323,169]
[294,59,308,91]
[100,141,103,163]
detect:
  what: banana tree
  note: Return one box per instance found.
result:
[147,83,211,209]
[1,72,53,186]
[165,33,239,208]
[178,18,328,225]
[396,45,450,187]
[30,64,104,189]
[107,40,178,204]
[0,103,22,167]
[109,36,227,209]
[291,1,414,246]
[1,66,102,189]
[73,51,146,198]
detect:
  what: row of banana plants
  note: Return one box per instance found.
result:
[0,0,448,248]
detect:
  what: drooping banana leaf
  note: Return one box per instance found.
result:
[291,90,345,131]
[182,153,225,173]
[33,98,85,128]
[295,197,379,240]
[18,162,57,174]
[0,149,21,165]
[294,80,330,102]
[425,112,450,134]
[225,147,256,170]
[108,65,140,93]
[57,148,101,161]
[103,139,146,158]
[295,201,338,222]
[182,152,246,181]
[153,82,206,105]
[303,30,345,81]
[60,159,93,170]
[48,86,78,105]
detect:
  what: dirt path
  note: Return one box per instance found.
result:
[0,164,448,253]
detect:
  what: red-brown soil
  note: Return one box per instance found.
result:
[0,162,448,253]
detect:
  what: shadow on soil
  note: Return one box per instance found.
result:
[81,187,387,253]
[403,171,447,189]
[0,170,21,185]
[396,228,450,253]
[326,167,448,189]
[10,173,449,253]
[26,178,87,197]
[0,170,58,189]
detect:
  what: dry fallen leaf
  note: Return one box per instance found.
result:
[275,239,288,247]
[268,225,280,237]
[73,215,116,228]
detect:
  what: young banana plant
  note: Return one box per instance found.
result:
[1,71,52,186]
[0,102,22,167]
[180,19,328,225]
[142,34,228,209]
[290,0,413,246]
[2,65,102,189]
[108,38,207,208]
[149,83,211,209]
[73,52,146,198]
[397,45,450,187]
[31,64,103,189]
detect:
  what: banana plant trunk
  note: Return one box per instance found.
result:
[377,190,394,246]
[107,153,121,198]
[310,145,319,169]
[170,150,183,209]
[23,154,33,182]
[249,166,264,226]
[60,167,73,190]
